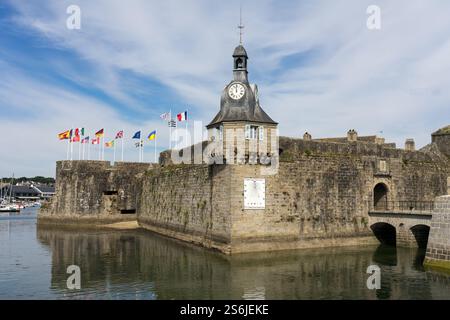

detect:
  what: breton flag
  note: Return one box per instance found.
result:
[132,131,141,139]
[135,141,143,148]
[160,112,170,121]
[177,111,187,122]
[58,130,72,140]
[115,130,124,139]
[148,130,156,141]
[168,120,177,128]
[95,129,104,137]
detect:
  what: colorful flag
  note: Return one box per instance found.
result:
[105,140,115,148]
[58,130,72,140]
[95,129,104,137]
[168,120,177,128]
[135,141,143,148]
[132,131,141,139]
[71,135,80,143]
[160,112,170,120]
[148,130,156,141]
[92,137,100,145]
[115,130,124,139]
[75,128,85,136]
[177,111,187,122]
[81,136,90,144]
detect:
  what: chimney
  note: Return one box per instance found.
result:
[405,139,415,151]
[303,132,312,141]
[347,129,358,142]
[375,136,385,145]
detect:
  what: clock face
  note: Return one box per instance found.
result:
[228,83,246,100]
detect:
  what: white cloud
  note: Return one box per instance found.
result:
[1,0,450,176]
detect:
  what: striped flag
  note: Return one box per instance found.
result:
[95,129,104,137]
[148,130,156,141]
[168,120,177,128]
[177,111,187,122]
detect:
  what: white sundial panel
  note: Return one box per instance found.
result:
[244,178,266,209]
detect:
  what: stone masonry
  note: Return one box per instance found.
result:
[424,195,450,270]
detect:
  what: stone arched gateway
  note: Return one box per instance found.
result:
[373,182,389,211]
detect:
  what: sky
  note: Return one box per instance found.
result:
[0,0,449,177]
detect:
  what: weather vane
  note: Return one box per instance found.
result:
[238,4,244,44]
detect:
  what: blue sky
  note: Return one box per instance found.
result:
[0,0,449,177]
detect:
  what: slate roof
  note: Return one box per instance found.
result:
[207,45,277,128]
[233,45,248,57]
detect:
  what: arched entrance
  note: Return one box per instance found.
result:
[410,225,430,249]
[373,183,388,210]
[371,222,396,247]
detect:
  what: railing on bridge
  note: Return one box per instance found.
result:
[370,200,435,213]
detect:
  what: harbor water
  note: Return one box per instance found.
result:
[1,208,449,300]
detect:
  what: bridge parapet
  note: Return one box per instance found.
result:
[370,200,434,214]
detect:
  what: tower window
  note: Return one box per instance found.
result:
[236,58,244,69]
[245,125,259,140]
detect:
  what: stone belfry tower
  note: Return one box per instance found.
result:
[207,23,278,163]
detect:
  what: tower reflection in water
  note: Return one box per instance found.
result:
[37,226,450,300]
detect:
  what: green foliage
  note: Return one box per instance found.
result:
[1,176,55,185]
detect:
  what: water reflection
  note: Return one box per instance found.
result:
[35,225,450,300]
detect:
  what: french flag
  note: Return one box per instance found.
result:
[177,111,187,122]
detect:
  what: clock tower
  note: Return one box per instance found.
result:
[207,43,278,163]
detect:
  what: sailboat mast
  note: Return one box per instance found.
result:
[9,173,14,203]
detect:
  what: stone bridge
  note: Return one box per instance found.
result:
[368,204,432,249]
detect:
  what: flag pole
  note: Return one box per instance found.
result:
[113,141,116,164]
[98,137,101,160]
[154,137,157,163]
[102,135,105,161]
[70,127,74,161]
[78,139,81,160]
[82,140,85,160]
[66,138,70,160]
[121,133,124,162]
[88,139,91,160]
[169,109,172,150]
[185,109,188,148]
